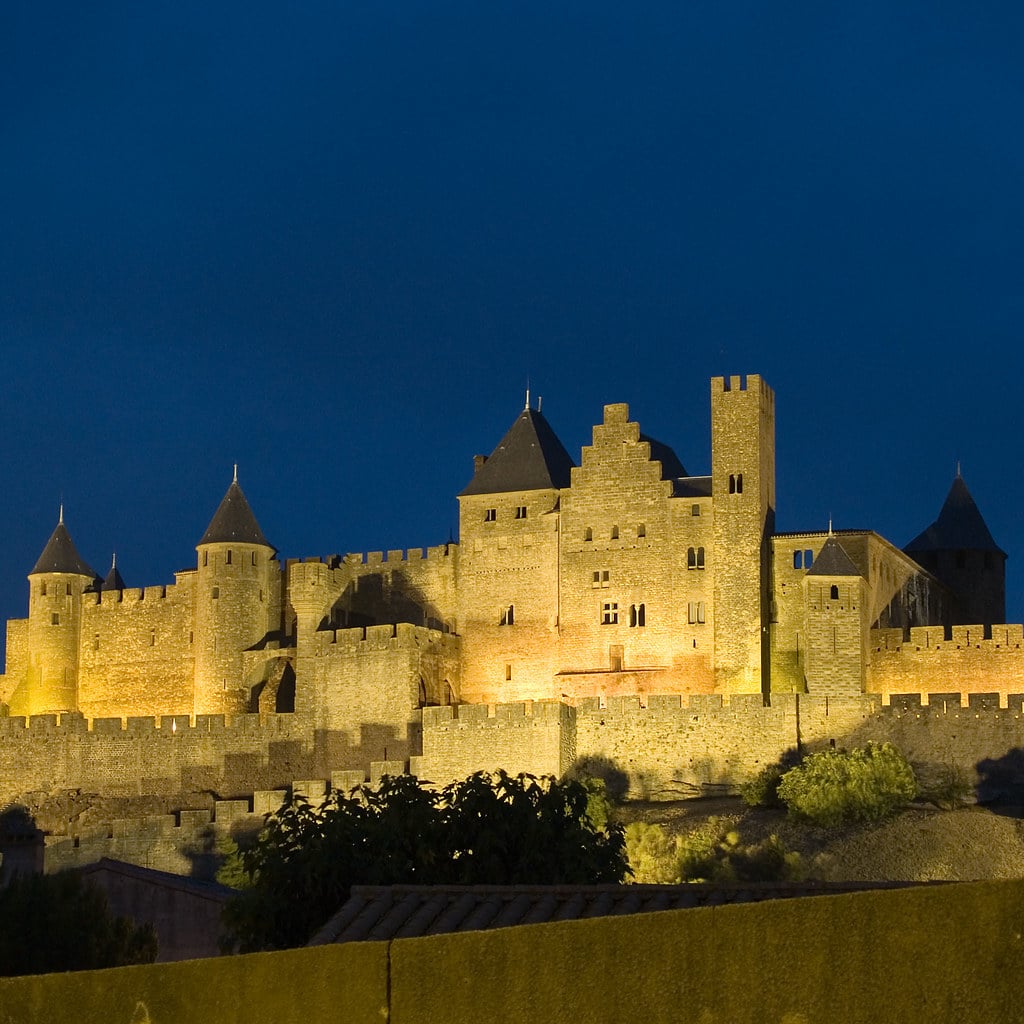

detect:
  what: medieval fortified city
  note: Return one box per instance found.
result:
[0,371,1020,880]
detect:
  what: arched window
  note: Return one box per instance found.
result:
[687,547,697,569]
[696,547,705,569]
[729,473,744,494]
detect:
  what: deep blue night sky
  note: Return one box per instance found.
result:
[2,3,1023,661]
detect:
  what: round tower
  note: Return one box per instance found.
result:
[193,470,277,716]
[23,510,97,716]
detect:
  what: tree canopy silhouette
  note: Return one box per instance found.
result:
[223,771,628,951]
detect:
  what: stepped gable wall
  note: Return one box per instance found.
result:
[78,582,196,719]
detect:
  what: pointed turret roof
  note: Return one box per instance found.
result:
[806,535,861,577]
[101,554,125,591]
[905,474,1004,555]
[31,514,96,577]
[460,407,576,496]
[198,474,273,548]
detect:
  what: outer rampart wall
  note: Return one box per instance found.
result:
[869,624,1024,699]
[413,701,574,784]
[0,712,326,799]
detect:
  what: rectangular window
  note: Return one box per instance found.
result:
[211,587,220,600]
[688,601,705,624]
[51,613,60,626]
[500,605,514,626]
[226,550,232,565]
[40,582,47,596]
[692,504,700,516]
[484,508,497,522]
[637,522,646,538]
[515,506,527,519]
[66,583,72,596]
[601,602,619,625]
[687,547,704,570]
[252,551,257,566]
[505,662,512,681]
[592,570,610,588]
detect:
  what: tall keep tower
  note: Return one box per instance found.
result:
[22,512,97,715]
[710,374,776,695]
[194,473,277,716]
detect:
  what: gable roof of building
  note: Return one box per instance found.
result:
[806,535,861,577]
[30,519,96,577]
[308,882,928,945]
[905,475,1004,555]
[199,478,273,548]
[459,408,576,496]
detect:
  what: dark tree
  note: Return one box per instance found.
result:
[0,871,157,976]
[223,771,628,952]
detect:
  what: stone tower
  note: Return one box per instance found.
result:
[456,401,575,702]
[193,472,277,716]
[710,374,776,695]
[904,473,1006,632]
[23,512,97,715]
[802,535,868,695]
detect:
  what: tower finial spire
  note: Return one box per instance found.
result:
[111,551,116,570]
[828,516,833,536]
[59,502,64,525]
[233,463,238,484]
[956,458,962,478]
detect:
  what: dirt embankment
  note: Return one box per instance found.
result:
[619,797,1024,881]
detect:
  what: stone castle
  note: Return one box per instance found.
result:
[1,373,1023,828]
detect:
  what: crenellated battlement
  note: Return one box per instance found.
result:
[84,583,178,607]
[313,622,459,653]
[872,623,1024,653]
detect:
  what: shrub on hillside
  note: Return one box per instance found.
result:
[678,825,802,883]
[777,743,917,826]
[624,822,681,883]
[740,763,787,808]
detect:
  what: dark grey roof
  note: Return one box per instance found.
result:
[640,434,688,479]
[80,858,235,902]
[674,476,712,499]
[30,520,96,577]
[805,535,861,577]
[199,479,273,548]
[905,475,1004,555]
[309,882,930,945]
[101,556,125,591]
[460,408,575,496]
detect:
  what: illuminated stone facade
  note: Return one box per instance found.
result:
[0,373,1015,745]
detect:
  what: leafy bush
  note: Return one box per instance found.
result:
[577,775,616,833]
[224,771,629,951]
[624,822,681,883]
[677,823,802,883]
[918,762,973,810]
[740,763,787,808]
[777,743,917,826]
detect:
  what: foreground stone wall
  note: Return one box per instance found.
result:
[1,880,1022,1024]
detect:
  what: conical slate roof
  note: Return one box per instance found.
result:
[806,535,861,577]
[460,408,576,496]
[30,519,96,577]
[101,555,125,591]
[198,477,273,547]
[905,475,1004,555]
